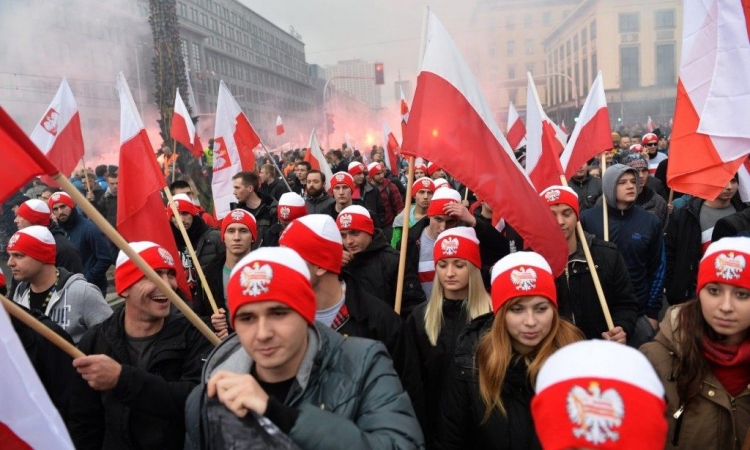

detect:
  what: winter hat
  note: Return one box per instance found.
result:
[17,199,52,227]
[115,241,176,295]
[167,193,199,218]
[277,192,307,223]
[432,178,450,190]
[628,143,644,153]
[227,247,315,327]
[279,214,343,274]
[641,133,658,145]
[367,162,383,178]
[7,226,56,264]
[490,251,556,313]
[427,161,442,176]
[221,209,258,241]
[532,340,667,450]
[48,191,74,210]
[414,160,428,174]
[336,205,374,235]
[698,237,750,294]
[434,227,481,268]
[330,172,355,192]
[539,185,580,219]
[427,188,462,217]
[412,177,435,194]
[615,150,648,170]
[347,161,366,177]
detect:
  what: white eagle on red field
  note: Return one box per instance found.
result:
[566,382,624,445]
[240,262,273,296]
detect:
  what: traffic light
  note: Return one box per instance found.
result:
[374,63,384,85]
[326,113,335,134]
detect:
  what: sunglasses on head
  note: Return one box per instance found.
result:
[645,143,657,146]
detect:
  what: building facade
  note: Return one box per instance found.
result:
[325,59,383,110]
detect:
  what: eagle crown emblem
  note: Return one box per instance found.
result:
[441,237,460,256]
[566,381,625,445]
[41,108,59,136]
[336,174,345,182]
[158,248,175,267]
[715,252,746,280]
[230,210,246,220]
[545,189,561,202]
[8,234,20,248]
[279,206,290,219]
[510,266,537,291]
[421,179,431,187]
[240,262,274,297]
[339,214,353,228]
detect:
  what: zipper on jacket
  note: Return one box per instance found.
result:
[671,405,685,446]
[564,266,576,325]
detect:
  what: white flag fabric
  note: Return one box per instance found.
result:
[305,128,334,190]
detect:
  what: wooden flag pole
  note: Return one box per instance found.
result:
[260,142,293,192]
[81,156,93,193]
[164,188,219,314]
[1,295,85,359]
[668,189,674,207]
[394,156,416,315]
[601,152,609,242]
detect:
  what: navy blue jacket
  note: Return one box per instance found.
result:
[58,208,112,295]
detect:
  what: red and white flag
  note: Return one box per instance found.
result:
[304,128,333,190]
[560,119,569,135]
[400,86,410,139]
[29,78,84,185]
[170,89,203,158]
[645,116,656,133]
[560,72,612,180]
[276,115,285,135]
[212,81,261,219]
[525,72,565,192]
[116,73,191,298]
[0,301,75,449]
[401,10,568,275]
[506,101,526,150]
[381,121,400,173]
[668,0,750,200]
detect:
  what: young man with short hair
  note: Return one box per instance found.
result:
[231,171,278,247]
[391,177,435,248]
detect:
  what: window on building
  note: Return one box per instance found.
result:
[507,65,516,79]
[525,62,535,75]
[565,41,571,56]
[656,43,676,85]
[619,13,639,32]
[581,28,588,46]
[525,39,534,55]
[508,88,517,105]
[620,46,640,88]
[655,10,676,29]
[507,40,515,56]
[573,35,579,52]
[506,15,515,30]
[591,21,597,39]
[192,43,201,71]
[582,57,589,95]
[524,13,532,28]
[180,39,188,64]
[543,12,552,26]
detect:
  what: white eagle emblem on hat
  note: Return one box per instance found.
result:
[441,237,459,255]
[566,382,625,444]
[50,193,63,203]
[240,262,273,296]
[544,189,561,202]
[230,210,246,220]
[279,206,290,219]
[336,174,345,182]
[510,267,537,291]
[339,214,353,228]
[158,248,175,267]
[421,179,431,187]
[715,252,746,280]
[8,233,20,248]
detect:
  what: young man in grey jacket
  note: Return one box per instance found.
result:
[184,247,424,449]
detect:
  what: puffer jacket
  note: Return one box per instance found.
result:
[184,323,424,449]
[641,306,750,449]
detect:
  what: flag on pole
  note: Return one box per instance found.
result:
[401,10,568,276]
[645,116,655,133]
[525,72,565,192]
[382,121,400,174]
[116,73,191,299]
[667,0,750,200]
[29,78,85,185]
[506,101,526,150]
[560,72,612,180]
[0,301,75,449]
[400,86,410,139]
[184,64,199,116]
[212,81,261,219]
[305,128,333,190]
[560,119,569,135]
[276,116,285,135]
[171,89,203,158]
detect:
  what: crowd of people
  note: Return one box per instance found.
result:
[1,128,749,449]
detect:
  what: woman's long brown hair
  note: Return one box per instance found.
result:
[476,297,583,422]
[675,299,723,405]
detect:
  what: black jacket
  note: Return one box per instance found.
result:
[232,194,278,250]
[472,210,511,290]
[569,175,602,213]
[355,182,386,229]
[713,208,750,241]
[554,234,638,339]
[49,222,84,275]
[171,215,224,299]
[343,230,425,318]
[400,216,431,298]
[305,192,335,214]
[193,253,229,320]
[260,177,289,202]
[258,222,283,248]
[96,191,118,228]
[69,306,214,450]
[435,314,541,450]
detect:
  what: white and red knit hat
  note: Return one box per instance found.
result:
[348,161,366,177]
[367,162,383,178]
[7,226,56,264]
[412,177,435,194]
[629,143,644,153]
[532,340,667,450]
[641,133,658,145]
[227,247,316,327]
[539,185,580,219]
[490,251,556,313]
[432,178,450,190]
[48,191,74,210]
[115,241,176,295]
[279,214,343,274]
[427,188,462,217]
[221,209,258,241]
[414,160,428,174]
[277,192,307,223]
[167,193,199,219]
[17,199,52,227]
[698,237,750,293]
[434,227,481,268]
[427,161,442,176]
[336,205,374,235]
[330,172,355,191]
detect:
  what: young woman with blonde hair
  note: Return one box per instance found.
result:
[436,251,583,449]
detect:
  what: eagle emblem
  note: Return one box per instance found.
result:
[230,210,246,221]
[8,233,20,248]
[335,174,345,183]
[50,193,63,204]
[212,138,231,171]
[279,206,291,220]
[544,189,561,202]
[239,262,273,296]
[715,252,746,280]
[421,179,431,188]
[339,214,353,228]
[41,108,59,136]
[510,267,537,291]
[158,248,175,267]
[566,382,625,445]
[441,237,459,255]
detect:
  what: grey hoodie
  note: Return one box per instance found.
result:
[602,163,639,210]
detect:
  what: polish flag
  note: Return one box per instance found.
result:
[401,11,568,275]
[382,120,400,174]
[170,89,203,158]
[560,120,569,135]
[400,86,410,139]
[645,116,656,133]
[560,72,613,180]
[737,158,750,202]
[276,115,285,135]
[667,0,750,200]
[184,63,199,116]
[525,72,565,192]
[305,128,333,190]
[29,78,84,186]
[212,81,261,219]
[506,101,526,150]
[116,73,191,299]
[0,301,75,450]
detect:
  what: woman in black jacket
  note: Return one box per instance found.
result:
[436,251,583,450]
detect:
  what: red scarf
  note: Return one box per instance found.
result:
[702,337,750,397]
